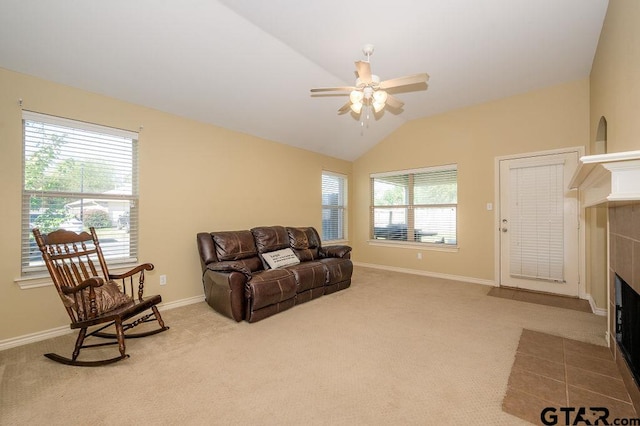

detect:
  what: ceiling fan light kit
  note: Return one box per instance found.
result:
[310,44,429,124]
[350,102,363,114]
[349,90,364,104]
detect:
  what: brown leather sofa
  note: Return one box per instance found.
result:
[196,226,353,322]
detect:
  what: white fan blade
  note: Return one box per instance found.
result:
[379,73,429,90]
[355,61,372,84]
[310,86,355,93]
[385,94,405,109]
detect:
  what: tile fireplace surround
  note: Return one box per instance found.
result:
[608,202,640,412]
[569,151,640,412]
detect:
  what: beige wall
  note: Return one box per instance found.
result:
[0,68,351,341]
[585,0,640,314]
[352,79,590,284]
[590,0,640,155]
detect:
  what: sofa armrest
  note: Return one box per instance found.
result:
[206,261,252,279]
[202,266,249,322]
[320,245,352,259]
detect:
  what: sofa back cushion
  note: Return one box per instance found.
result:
[251,226,290,253]
[212,230,257,260]
[286,227,321,261]
[211,230,262,272]
[251,226,292,269]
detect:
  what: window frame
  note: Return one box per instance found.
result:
[20,111,140,277]
[321,170,348,242]
[369,164,458,249]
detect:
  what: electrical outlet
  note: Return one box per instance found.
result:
[417,252,422,260]
[160,275,167,285]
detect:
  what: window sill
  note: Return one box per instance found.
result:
[323,239,350,245]
[15,262,141,290]
[367,239,459,253]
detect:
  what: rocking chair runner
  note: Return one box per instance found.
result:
[33,227,169,366]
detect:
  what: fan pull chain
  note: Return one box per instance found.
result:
[360,104,372,136]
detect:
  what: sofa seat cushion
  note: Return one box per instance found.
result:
[247,269,297,310]
[317,257,353,286]
[284,261,327,293]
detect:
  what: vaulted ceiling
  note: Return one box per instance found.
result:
[0,0,608,161]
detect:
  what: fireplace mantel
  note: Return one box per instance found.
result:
[569,150,640,207]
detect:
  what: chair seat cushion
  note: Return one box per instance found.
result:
[67,280,132,319]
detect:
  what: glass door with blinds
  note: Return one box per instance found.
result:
[498,151,579,296]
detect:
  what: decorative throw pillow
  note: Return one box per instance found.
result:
[66,280,132,319]
[261,248,300,269]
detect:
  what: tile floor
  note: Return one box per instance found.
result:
[488,286,592,313]
[502,329,637,425]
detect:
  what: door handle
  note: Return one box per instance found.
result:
[501,227,508,233]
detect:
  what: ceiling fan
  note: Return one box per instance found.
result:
[310,44,429,116]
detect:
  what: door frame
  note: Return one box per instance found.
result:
[493,146,586,298]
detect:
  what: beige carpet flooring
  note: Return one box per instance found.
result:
[0,266,607,425]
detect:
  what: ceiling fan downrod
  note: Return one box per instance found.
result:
[362,43,374,62]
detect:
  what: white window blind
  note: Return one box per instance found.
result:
[508,162,564,282]
[371,165,457,244]
[321,171,347,241]
[22,111,139,275]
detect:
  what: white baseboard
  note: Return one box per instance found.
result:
[0,294,205,352]
[353,261,497,287]
[0,325,72,352]
[353,262,608,316]
[159,294,205,311]
[585,293,607,316]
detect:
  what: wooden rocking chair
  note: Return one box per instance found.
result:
[33,227,169,366]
